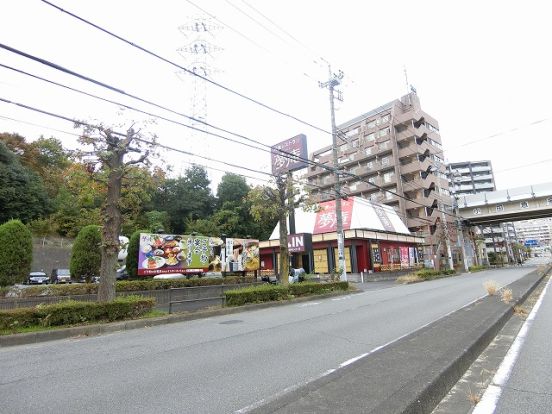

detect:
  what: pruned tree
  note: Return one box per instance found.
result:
[248,174,313,284]
[77,123,156,301]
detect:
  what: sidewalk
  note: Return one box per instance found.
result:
[474,275,552,414]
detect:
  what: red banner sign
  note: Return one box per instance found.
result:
[313,198,354,234]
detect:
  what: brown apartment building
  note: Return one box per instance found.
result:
[306,91,459,267]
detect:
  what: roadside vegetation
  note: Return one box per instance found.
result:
[225,281,350,306]
[0,295,154,335]
[396,268,456,284]
[1,276,258,298]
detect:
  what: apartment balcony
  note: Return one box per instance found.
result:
[398,139,431,159]
[400,157,433,175]
[405,194,437,210]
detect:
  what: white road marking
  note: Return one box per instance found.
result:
[297,302,321,307]
[472,276,552,414]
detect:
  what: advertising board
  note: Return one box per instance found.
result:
[137,233,260,276]
[271,134,308,175]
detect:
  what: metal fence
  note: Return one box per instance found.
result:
[0,283,263,313]
[168,283,263,314]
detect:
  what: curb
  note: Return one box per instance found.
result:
[0,288,356,348]
[249,264,552,414]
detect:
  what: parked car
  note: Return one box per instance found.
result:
[116,265,128,280]
[28,271,49,285]
[50,268,72,284]
[153,273,187,280]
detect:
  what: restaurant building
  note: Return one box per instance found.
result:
[259,197,424,278]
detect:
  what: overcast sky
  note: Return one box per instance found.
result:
[1,0,551,192]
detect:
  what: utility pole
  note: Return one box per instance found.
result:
[452,172,470,272]
[319,65,347,281]
[433,164,454,270]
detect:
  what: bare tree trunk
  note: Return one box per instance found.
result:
[98,143,124,302]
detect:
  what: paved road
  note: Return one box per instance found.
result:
[0,267,535,413]
[474,256,552,414]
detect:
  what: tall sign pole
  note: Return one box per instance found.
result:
[320,65,347,281]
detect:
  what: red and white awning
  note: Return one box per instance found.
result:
[269,196,412,240]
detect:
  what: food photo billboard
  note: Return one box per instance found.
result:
[223,238,260,272]
[138,233,224,275]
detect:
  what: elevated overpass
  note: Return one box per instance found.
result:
[457,182,552,225]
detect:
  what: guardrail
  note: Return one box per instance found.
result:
[168,283,263,314]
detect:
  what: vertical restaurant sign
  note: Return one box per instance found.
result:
[373,204,396,232]
[313,198,354,234]
[271,134,308,175]
[400,246,410,267]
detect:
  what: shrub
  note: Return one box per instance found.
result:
[484,280,498,296]
[501,288,513,304]
[5,276,258,298]
[70,225,101,282]
[225,281,349,306]
[126,230,146,278]
[0,295,154,330]
[396,274,423,284]
[0,219,33,286]
[469,265,487,272]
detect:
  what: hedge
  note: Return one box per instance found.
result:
[0,295,155,330]
[415,269,456,280]
[468,265,488,272]
[225,281,349,307]
[1,276,257,298]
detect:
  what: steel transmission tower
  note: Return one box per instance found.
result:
[177,18,223,134]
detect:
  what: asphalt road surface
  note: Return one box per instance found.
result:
[0,266,539,413]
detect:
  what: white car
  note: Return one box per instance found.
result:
[28,271,49,285]
[153,273,188,280]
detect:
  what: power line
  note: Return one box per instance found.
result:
[0,50,333,175]
[0,96,443,227]
[39,0,331,135]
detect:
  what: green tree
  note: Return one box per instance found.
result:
[126,230,147,278]
[216,173,250,208]
[70,225,102,282]
[0,219,33,286]
[0,141,51,223]
[184,217,220,235]
[152,165,215,233]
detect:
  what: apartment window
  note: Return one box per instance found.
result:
[340,144,349,153]
[496,204,504,212]
[366,161,374,169]
[368,176,377,184]
[381,156,390,166]
[473,208,482,215]
[365,147,372,155]
[345,128,358,138]
[366,120,376,129]
[352,139,360,148]
[385,190,395,200]
[379,140,389,149]
[520,201,529,209]
[383,171,395,183]
[379,128,390,137]
[547,197,552,206]
[366,132,376,142]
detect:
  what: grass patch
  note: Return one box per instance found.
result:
[468,265,488,272]
[513,305,528,318]
[396,274,423,284]
[484,280,499,296]
[500,288,513,304]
